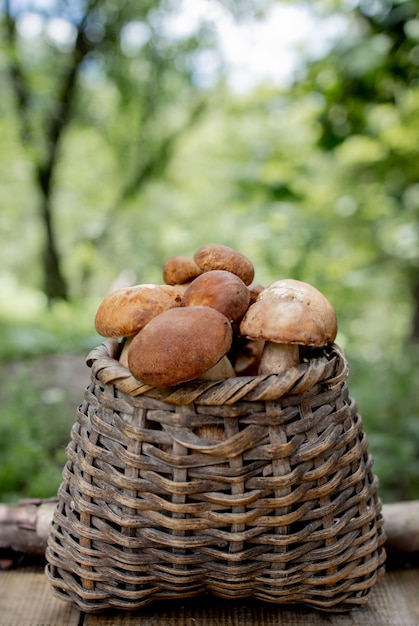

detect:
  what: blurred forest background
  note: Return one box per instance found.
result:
[1,0,419,504]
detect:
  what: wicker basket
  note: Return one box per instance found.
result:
[45,339,386,613]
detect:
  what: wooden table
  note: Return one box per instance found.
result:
[2,562,419,625]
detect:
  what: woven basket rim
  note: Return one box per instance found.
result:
[86,340,349,407]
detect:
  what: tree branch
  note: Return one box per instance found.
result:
[4,0,33,146]
[119,98,207,203]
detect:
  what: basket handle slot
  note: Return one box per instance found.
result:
[162,424,266,458]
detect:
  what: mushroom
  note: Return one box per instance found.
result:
[162,255,203,286]
[193,243,255,286]
[194,424,225,441]
[181,269,250,323]
[248,282,265,305]
[128,306,233,387]
[198,355,235,380]
[94,283,182,341]
[118,335,134,367]
[233,337,265,376]
[196,346,235,444]
[239,279,338,375]
[170,281,194,296]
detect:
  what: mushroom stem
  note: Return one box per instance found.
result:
[234,338,265,376]
[119,335,135,367]
[258,342,300,375]
[198,355,235,381]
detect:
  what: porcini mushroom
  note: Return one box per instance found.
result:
[181,269,250,323]
[162,255,203,286]
[94,283,182,339]
[194,243,255,286]
[233,337,265,376]
[128,306,233,387]
[198,355,235,380]
[119,335,134,367]
[239,279,337,375]
[248,282,264,305]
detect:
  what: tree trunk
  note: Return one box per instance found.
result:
[39,193,68,303]
[5,0,95,304]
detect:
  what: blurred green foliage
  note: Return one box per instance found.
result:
[0,360,69,501]
[1,0,418,503]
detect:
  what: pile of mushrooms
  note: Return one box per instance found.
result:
[94,243,338,387]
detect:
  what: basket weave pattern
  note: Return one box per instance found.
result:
[45,340,386,613]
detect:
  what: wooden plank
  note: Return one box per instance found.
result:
[0,564,80,625]
[1,565,419,625]
[83,568,419,626]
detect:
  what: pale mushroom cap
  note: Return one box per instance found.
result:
[94,284,182,338]
[239,278,337,347]
[181,269,250,322]
[128,306,233,387]
[162,255,203,285]
[194,243,255,285]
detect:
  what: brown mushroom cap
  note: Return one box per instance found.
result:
[94,284,182,338]
[240,278,337,347]
[181,269,250,323]
[194,243,255,286]
[162,255,203,285]
[248,283,264,306]
[127,306,233,387]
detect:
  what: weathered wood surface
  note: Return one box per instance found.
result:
[1,564,419,625]
[1,499,418,624]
